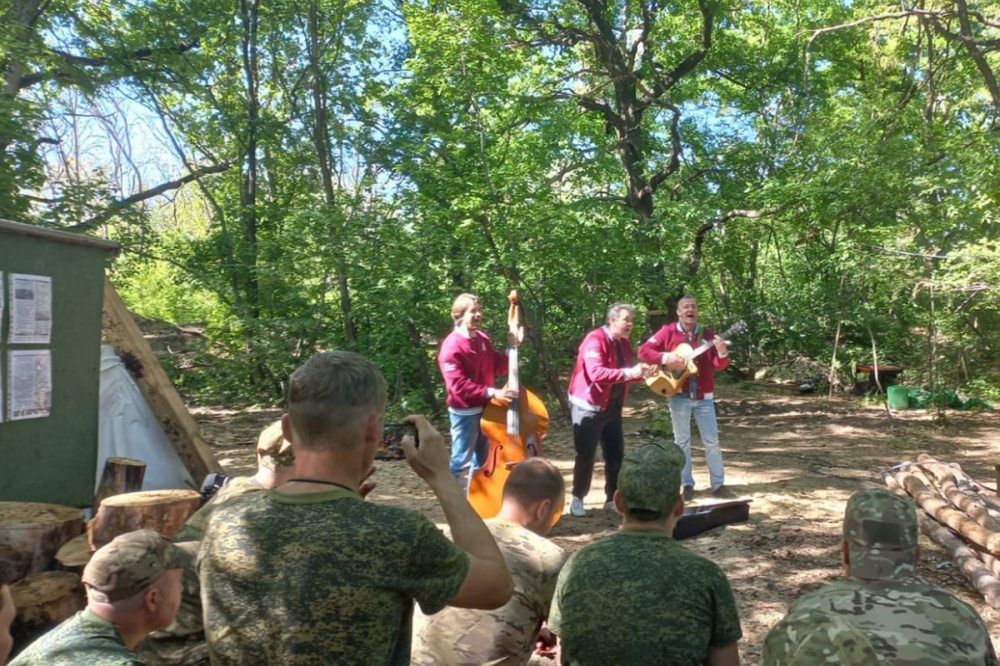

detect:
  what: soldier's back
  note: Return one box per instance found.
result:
[785,576,998,665]
[9,609,142,666]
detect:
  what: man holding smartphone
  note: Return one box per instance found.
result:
[439,293,519,490]
[199,351,513,665]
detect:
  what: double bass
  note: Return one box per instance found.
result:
[468,291,557,523]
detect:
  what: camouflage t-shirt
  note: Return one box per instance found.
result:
[548,529,742,666]
[8,608,142,666]
[138,476,266,666]
[199,487,471,666]
[767,576,999,665]
[411,518,567,666]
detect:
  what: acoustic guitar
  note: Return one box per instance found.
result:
[646,320,747,398]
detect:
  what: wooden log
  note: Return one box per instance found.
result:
[917,460,1000,532]
[102,276,221,482]
[89,489,201,551]
[894,471,1000,555]
[55,534,92,574]
[92,457,147,513]
[10,571,85,628]
[0,503,84,583]
[885,474,1000,609]
[916,454,1000,521]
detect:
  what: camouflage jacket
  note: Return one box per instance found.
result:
[199,487,470,665]
[411,518,567,666]
[765,576,999,665]
[8,609,142,666]
[138,475,265,666]
[549,529,742,666]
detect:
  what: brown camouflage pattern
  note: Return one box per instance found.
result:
[8,609,142,665]
[549,529,742,665]
[765,577,999,665]
[255,419,295,469]
[199,487,470,665]
[83,529,190,603]
[411,518,567,666]
[138,477,266,666]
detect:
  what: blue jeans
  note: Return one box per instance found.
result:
[449,411,488,489]
[668,394,725,491]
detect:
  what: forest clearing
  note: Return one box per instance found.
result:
[195,383,1000,664]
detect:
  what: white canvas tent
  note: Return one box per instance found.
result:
[96,344,194,493]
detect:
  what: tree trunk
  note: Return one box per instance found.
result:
[0,502,84,582]
[9,571,85,628]
[88,490,201,550]
[406,317,441,417]
[92,457,147,513]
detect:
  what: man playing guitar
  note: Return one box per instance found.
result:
[638,296,734,500]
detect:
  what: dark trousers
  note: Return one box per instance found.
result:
[571,402,625,502]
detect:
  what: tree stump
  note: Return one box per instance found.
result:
[92,457,147,513]
[88,489,201,550]
[10,571,86,628]
[55,534,92,574]
[0,503,84,583]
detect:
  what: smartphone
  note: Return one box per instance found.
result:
[381,422,418,454]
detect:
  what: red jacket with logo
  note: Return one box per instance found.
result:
[439,329,509,411]
[568,327,636,411]
[638,323,729,399]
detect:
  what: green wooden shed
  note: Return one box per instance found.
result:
[0,219,120,506]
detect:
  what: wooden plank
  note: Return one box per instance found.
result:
[101,275,220,482]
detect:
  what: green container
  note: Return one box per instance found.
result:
[887,385,909,410]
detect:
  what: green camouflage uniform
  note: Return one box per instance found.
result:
[763,488,999,666]
[411,518,567,666]
[199,487,471,666]
[139,476,266,666]
[548,443,742,666]
[8,609,143,666]
[11,530,191,666]
[761,607,878,665]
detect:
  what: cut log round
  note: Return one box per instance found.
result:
[55,533,92,574]
[10,571,86,628]
[89,489,201,551]
[0,503,84,583]
[92,457,147,513]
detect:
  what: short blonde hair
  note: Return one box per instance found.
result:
[451,293,481,323]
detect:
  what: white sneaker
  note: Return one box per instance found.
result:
[603,501,620,514]
[570,496,586,517]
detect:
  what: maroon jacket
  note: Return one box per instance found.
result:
[638,323,729,399]
[439,329,509,411]
[568,326,636,411]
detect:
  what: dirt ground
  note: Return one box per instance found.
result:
[192,385,1000,665]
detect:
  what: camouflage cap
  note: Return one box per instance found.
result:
[256,419,295,470]
[617,441,685,520]
[843,488,918,580]
[83,529,194,602]
[762,607,878,665]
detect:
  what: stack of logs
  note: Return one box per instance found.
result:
[885,453,1000,608]
[2,457,201,649]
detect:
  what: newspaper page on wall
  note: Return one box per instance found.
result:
[8,349,52,420]
[10,273,52,344]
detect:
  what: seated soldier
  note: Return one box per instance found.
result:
[10,530,188,666]
[199,350,513,665]
[763,488,998,665]
[0,577,14,664]
[548,442,742,666]
[138,420,299,666]
[411,458,568,666]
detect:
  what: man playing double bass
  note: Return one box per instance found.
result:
[439,293,520,490]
